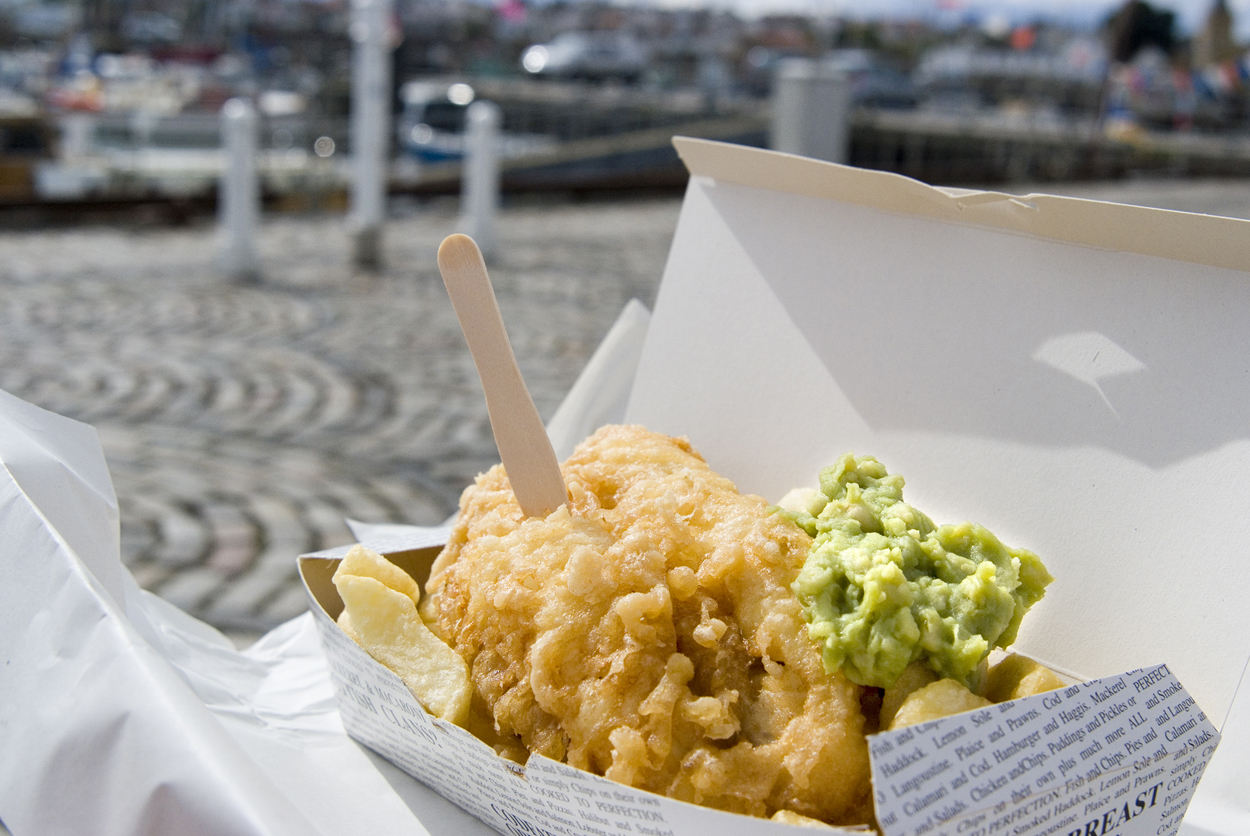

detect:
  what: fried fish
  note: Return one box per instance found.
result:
[423,425,873,825]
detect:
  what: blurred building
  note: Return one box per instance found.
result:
[1192,0,1239,69]
[0,0,1240,207]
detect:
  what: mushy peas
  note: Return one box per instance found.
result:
[786,454,1052,691]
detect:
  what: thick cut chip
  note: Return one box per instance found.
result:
[888,678,992,730]
[338,541,422,605]
[985,653,1066,702]
[333,545,471,725]
[879,660,938,730]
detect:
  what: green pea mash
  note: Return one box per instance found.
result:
[786,454,1052,690]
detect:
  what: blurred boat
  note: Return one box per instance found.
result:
[519,32,649,84]
[397,79,556,163]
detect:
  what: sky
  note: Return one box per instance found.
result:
[639,0,1250,38]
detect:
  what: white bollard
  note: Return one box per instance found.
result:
[349,0,394,271]
[770,58,852,165]
[458,100,502,261]
[219,97,260,283]
[60,113,95,160]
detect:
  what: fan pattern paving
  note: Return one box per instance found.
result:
[0,198,678,641]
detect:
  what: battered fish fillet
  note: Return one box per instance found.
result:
[423,425,873,825]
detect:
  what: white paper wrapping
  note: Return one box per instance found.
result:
[0,386,433,836]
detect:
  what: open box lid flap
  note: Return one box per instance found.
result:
[670,137,1250,272]
[625,138,1250,727]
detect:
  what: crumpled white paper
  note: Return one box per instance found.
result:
[0,300,650,836]
[0,387,483,836]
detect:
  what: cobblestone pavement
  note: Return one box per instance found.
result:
[0,195,680,643]
[1,178,1247,646]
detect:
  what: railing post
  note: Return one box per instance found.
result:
[770,58,852,164]
[349,0,394,271]
[219,97,260,283]
[60,113,95,160]
[458,100,502,261]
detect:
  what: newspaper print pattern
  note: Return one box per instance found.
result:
[869,664,1221,836]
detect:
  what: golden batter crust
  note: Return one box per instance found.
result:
[424,425,873,825]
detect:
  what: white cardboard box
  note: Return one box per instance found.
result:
[304,138,1250,836]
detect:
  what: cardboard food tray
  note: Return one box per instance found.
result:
[299,543,1219,836]
[301,138,1250,836]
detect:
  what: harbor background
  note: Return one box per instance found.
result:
[2,0,1250,210]
[1,0,1250,644]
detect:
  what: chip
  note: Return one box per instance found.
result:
[879,661,938,730]
[333,545,472,725]
[984,652,1066,702]
[888,678,992,730]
